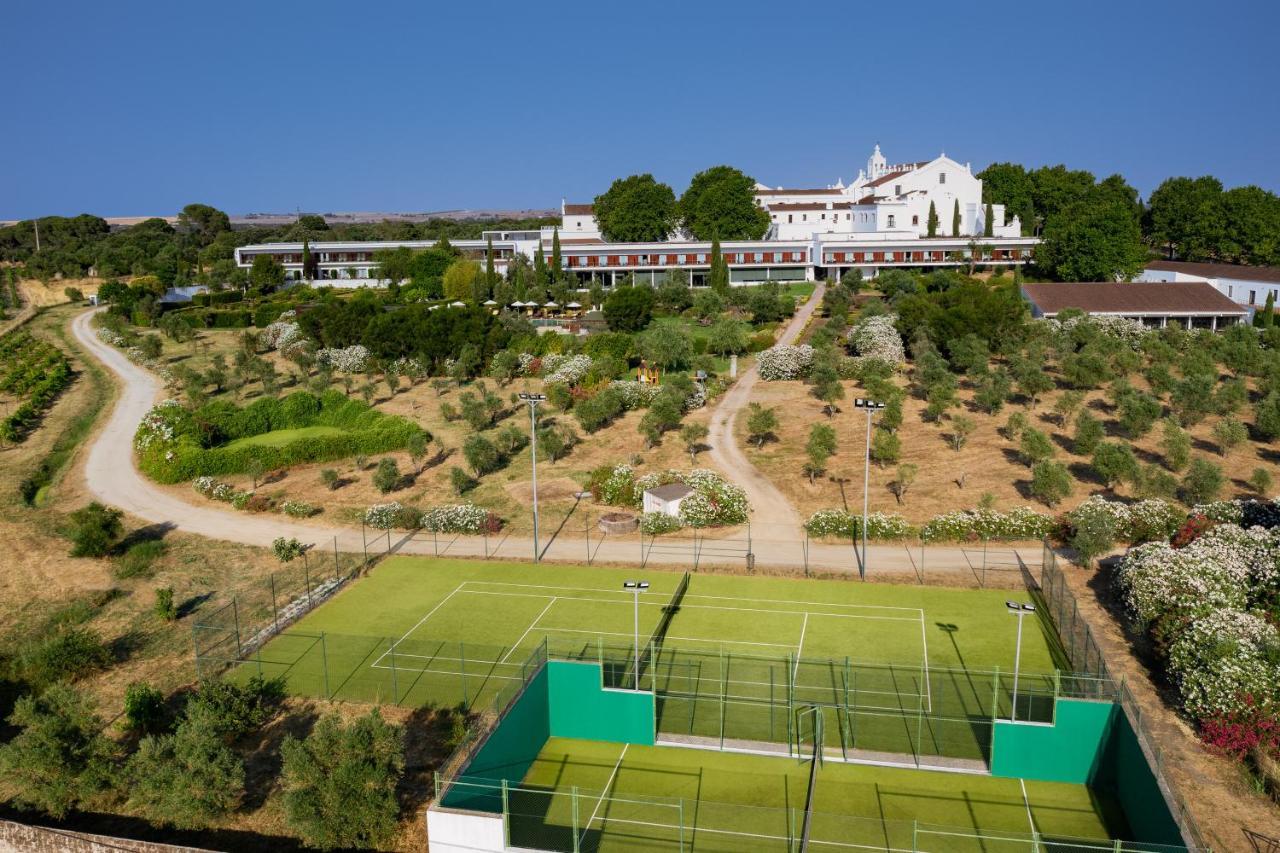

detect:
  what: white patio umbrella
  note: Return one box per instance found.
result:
[544,301,559,308]
[482,299,498,306]
[449,300,466,307]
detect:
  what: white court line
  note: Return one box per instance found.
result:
[372,585,464,667]
[462,578,925,616]
[793,612,809,684]
[920,611,933,713]
[498,598,558,664]
[458,588,920,622]
[536,626,798,650]
[579,744,628,849]
[572,814,907,852]
[1020,778,1039,846]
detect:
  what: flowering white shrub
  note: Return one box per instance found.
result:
[1046,314,1148,348]
[211,482,236,502]
[134,400,184,453]
[609,381,661,410]
[365,502,406,530]
[420,504,494,533]
[846,314,905,364]
[1115,537,1253,628]
[1064,495,1182,545]
[757,344,814,380]
[631,468,749,527]
[231,491,253,510]
[96,328,126,347]
[595,464,638,505]
[1166,610,1280,719]
[684,384,707,411]
[260,320,303,352]
[920,507,1054,542]
[804,509,914,540]
[543,354,592,386]
[193,476,218,497]
[316,345,370,373]
[640,512,683,535]
[390,356,427,381]
[281,500,315,518]
[517,353,538,375]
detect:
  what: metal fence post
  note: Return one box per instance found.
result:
[571,786,580,853]
[362,519,368,565]
[231,599,242,658]
[460,641,469,708]
[320,631,330,698]
[982,536,988,587]
[303,553,313,609]
[270,574,279,632]
[389,637,399,705]
[333,536,340,581]
[501,780,510,847]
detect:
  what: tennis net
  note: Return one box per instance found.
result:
[633,571,690,688]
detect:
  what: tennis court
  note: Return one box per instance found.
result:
[230,557,1063,722]
[471,736,1138,852]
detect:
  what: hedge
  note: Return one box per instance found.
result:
[135,390,428,483]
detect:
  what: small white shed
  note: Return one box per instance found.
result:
[642,482,694,517]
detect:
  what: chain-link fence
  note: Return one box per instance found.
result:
[433,773,1202,853]
[1038,543,1209,853]
[192,531,391,679]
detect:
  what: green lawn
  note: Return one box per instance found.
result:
[239,557,1064,736]
[505,737,1125,852]
[224,425,350,449]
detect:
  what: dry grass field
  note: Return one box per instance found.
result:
[739,372,1279,525]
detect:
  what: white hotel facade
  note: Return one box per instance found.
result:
[234,146,1038,287]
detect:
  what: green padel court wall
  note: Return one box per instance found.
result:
[992,698,1183,847]
[548,661,656,746]
[991,698,1115,783]
[443,661,654,812]
[1096,707,1185,846]
[441,666,550,812]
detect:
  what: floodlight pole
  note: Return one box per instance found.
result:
[520,393,546,563]
[853,399,884,580]
[1007,601,1035,721]
[624,581,649,690]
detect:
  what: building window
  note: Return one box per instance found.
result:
[894,184,901,195]
[1250,290,1257,305]
[940,173,946,184]
[887,215,896,228]
[912,215,918,226]
[788,214,793,223]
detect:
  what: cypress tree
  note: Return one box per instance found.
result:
[550,228,562,279]
[952,200,962,237]
[709,235,729,295]
[984,203,994,238]
[926,201,939,237]
[1260,292,1276,328]
[534,242,548,286]
[301,238,317,280]
[485,236,496,288]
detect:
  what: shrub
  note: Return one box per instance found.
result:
[155,587,177,621]
[15,628,112,689]
[64,502,123,558]
[1181,457,1226,505]
[1249,468,1274,495]
[1030,461,1072,507]
[1213,417,1248,455]
[640,512,684,535]
[185,675,284,741]
[125,714,244,830]
[320,468,340,490]
[575,386,626,433]
[1019,428,1054,466]
[1167,610,1280,719]
[757,344,814,380]
[420,504,500,534]
[281,500,315,518]
[845,314,905,364]
[272,537,306,562]
[114,539,166,579]
[920,507,1054,541]
[124,682,169,735]
[1092,442,1139,488]
[804,509,914,540]
[373,457,401,493]
[869,429,900,466]
[365,502,413,530]
[1073,411,1104,455]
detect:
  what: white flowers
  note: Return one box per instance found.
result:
[1167,610,1280,719]
[542,354,593,386]
[920,507,1054,541]
[134,400,183,453]
[96,328,126,346]
[805,509,913,540]
[846,314,905,365]
[365,502,407,530]
[757,344,814,380]
[420,504,494,533]
[316,345,370,373]
[1046,314,1148,347]
[260,320,303,352]
[609,381,661,410]
[1065,495,1183,544]
[637,468,750,527]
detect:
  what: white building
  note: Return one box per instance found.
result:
[1138,260,1280,318]
[234,145,1036,286]
[642,483,693,517]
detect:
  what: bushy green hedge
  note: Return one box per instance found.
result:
[135,391,428,483]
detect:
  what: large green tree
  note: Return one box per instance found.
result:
[593,174,677,242]
[677,165,770,240]
[1145,176,1223,260]
[177,204,231,247]
[1218,185,1280,266]
[977,163,1035,232]
[281,710,405,851]
[1037,183,1147,281]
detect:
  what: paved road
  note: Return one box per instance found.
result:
[71,307,1040,580]
[704,283,825,541]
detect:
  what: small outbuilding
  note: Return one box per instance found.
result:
[642,482,694,517]
[1020,282,1248,330]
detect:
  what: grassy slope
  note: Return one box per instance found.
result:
[225,424,350,449]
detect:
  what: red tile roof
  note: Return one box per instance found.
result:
[753,188,844,196]
[563,204,594,216]
[1146,260,1280,285]
[1021,282,1247,316]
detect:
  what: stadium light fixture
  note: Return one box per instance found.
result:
[519,393,547,563]
[851,398,885,579]
[1005,601,1036,721]
[623,581,650,690]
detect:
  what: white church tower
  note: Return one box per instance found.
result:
[866,144,888,181]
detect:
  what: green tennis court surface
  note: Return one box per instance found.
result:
[502,737,1126,852]
[231,557,1062,712]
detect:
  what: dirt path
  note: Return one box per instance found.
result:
[704,282,825,540]
[71,303,1037,577]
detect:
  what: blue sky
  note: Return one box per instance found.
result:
[2,0,1277,219]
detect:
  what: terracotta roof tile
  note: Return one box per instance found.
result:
[1146,260,1280,285]
[1021,282,1247,316]
[563,204,594,216]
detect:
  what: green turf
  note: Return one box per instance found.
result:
[237,556,1064,748]
[500,737,1125,852]
[224,425,349,448]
